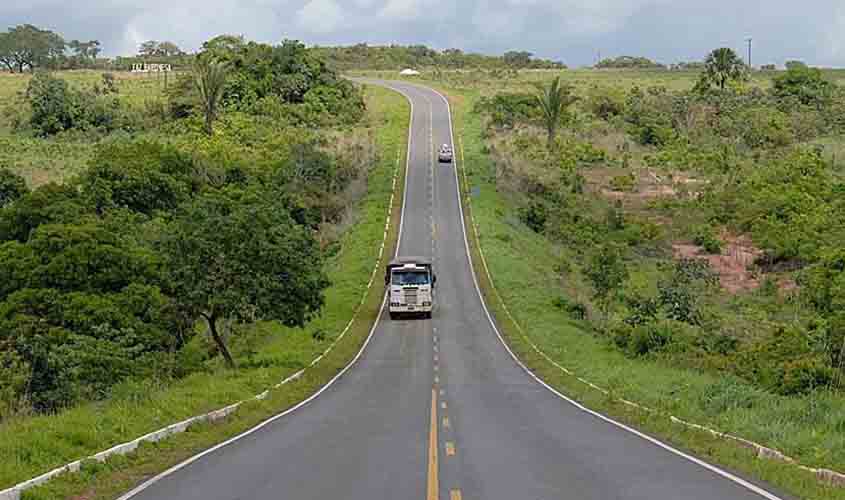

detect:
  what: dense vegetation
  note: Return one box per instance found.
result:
[596,56,664,69]
[471,54,845,398]
[0,36,370,418]
[315,44,566,71]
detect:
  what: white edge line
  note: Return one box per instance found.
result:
[115,82,414,500]
[422,83,786,500]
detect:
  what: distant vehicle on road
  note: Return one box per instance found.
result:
[386,257,435,319]
[438,144,453,163]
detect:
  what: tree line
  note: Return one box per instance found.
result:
[313,44,566,71]
[0,23,189,72]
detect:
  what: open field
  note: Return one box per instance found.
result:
[371,68,845,499]
[0,84,409,498]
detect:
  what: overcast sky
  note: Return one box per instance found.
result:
[3,0,844,67]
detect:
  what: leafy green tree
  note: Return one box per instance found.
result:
[80,140,195,215]
[162,188,328,368]
[584,245,628,315]
[0,183,86,242]
[772,65,834,108]
[25,71,78,135]
[0,169,28,208]
[503,50,533,68]
[192,56,230,135]
[700,48,747,90]
[0,24,65,72]
[534,76,578,148]
[138,40,182,57]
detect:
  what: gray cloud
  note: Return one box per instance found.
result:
[2,0,843,67]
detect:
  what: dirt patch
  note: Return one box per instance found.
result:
[673,234,763,294]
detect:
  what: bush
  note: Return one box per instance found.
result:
[692,225,722,254]
[609,173,636,192]
[586,86,626,119]
[474,93,539,128]
[520,201,548,233]
[26,72,79,136]
[25,72,140,136]
[0,169,28,208]
[552,296,587,320]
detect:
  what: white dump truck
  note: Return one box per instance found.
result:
[385,257,435,319]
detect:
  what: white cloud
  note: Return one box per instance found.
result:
[296,0,345,33]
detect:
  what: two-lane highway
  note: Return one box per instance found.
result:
[117,81,787,500]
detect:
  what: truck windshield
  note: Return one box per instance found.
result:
[392,270,430,286]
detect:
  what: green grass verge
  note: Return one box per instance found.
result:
[2,84,409,499]
[443,85,845,500]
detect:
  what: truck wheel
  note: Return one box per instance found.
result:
[389,312,397,320]
[425,311,432,319]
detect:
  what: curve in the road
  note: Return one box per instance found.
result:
[114,81,789,500]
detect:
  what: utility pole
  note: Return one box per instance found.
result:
[745,36,752,70]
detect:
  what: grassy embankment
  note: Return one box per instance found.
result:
[1,84,408,499]
[0,71,170,185]
[430,78,845,500]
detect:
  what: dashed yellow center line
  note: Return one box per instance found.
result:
[441,401,447,410]
[427,388,439,500]
[434,354,439,362]
[442,416,451,429]
[450,490,463,500]
[434,375,439,384]
[445,441,456,456]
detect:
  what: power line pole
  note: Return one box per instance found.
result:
[745,37,752,69]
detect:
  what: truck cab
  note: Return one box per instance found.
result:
[385,257,435,319]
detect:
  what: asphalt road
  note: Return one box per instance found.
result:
[118,81,787,500]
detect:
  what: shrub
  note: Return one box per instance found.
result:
[0,169,28,208]
[586,86,626,120]
[552,296,587,320]
[692,225,722,254]
[26,72,79,136]
[629,321,674,357]
[609,173,636,192]
[519,201,548,233]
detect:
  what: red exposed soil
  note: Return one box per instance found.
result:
[672,234,763,294]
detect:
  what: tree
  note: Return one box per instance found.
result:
[192,56,230,135]
[0,25,65,72]
[162,189,329,368]
[700,48,747,90]
[534,76,577,148]
[138,40,160,57]
[0,169,28,208]
[139,40,183,57]
[503,50,533,68]
[772,65,833,108]
[584,245,628,316]
[158,41,184,57]
[68,39,102,66]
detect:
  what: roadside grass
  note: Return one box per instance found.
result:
[2,84,409,499]
[444,84,845,500]
[0,70,175,186]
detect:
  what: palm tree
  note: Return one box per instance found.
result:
[702,48,746,90]
[535,76,577,149]
[192,56,229,135]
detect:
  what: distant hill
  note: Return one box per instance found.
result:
[313,44,566,71]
